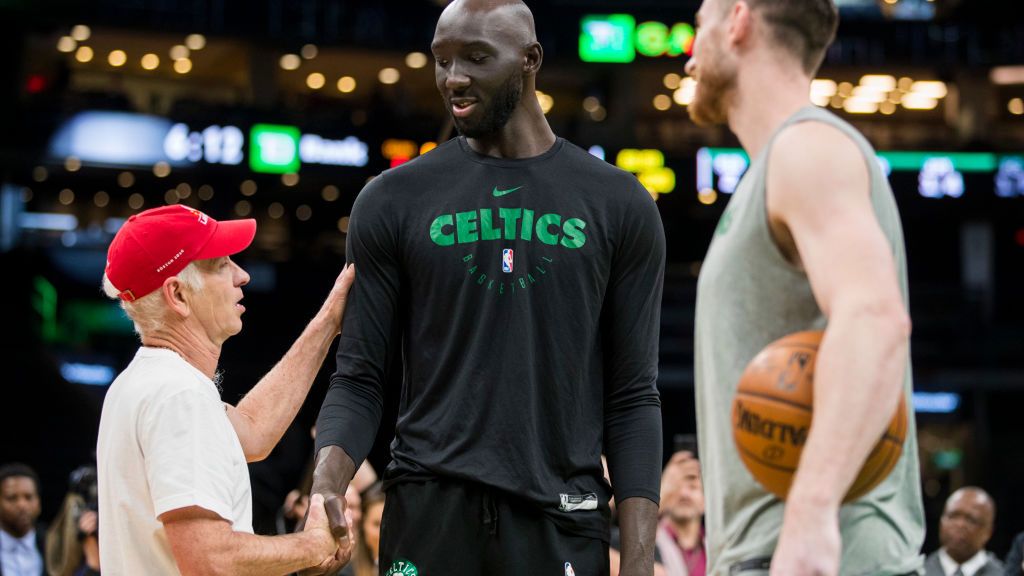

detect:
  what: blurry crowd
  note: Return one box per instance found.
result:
[4,450,1024,576]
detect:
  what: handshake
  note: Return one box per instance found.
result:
[299,492,354,575]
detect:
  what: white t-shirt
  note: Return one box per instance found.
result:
[97,347,253,575]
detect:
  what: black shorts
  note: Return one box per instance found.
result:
[378,478,609,576]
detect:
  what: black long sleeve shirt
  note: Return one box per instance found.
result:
[316,137,664,540]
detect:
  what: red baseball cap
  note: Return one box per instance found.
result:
[105,205,256,302]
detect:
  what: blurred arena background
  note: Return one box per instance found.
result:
[1,0,1022,558]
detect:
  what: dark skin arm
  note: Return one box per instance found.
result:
[297,445,357,576]
[617,497,659,576]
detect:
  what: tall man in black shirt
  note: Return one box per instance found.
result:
[309,1,665,574]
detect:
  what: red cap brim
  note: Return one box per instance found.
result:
[195,218,257,260]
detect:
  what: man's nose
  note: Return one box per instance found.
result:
[445,66,470,91]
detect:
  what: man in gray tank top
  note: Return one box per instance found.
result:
[685,1,925,575]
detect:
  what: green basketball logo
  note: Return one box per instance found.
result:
[385,559,419,576]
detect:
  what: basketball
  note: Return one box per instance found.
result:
[732,330,907,502]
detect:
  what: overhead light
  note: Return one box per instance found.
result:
[64,156,82,172]
[843,97,878,114]
[663,73,682,90]
[128,193,145,210]
[141,53,160,70]
[268,203,285,219]
[322,185,340,201]
[307,72,325,89]
[185,34,206,51]
[859,74,896,91]
[71,25,91,42]
[169,45,190,60]
[653,94,672,111]
[153,161,171,177]
[337,76,356,93]
[173,58,192,74]
[108,50,127,67]
[910,80,947,99]
[536,90,554,114]
[296,205,312,221]
[75,46,94,63]
[674,78,696,106]
[57,36,77,53]
[991,66,1024,86]
[379,67,400,84]
[852,85,888,103]
[901,92,938,110]
[301,44,318,59]
[405,52,428,69]
[1009,98,1024,116]
[583,96,601,113]
[280,54,301,71]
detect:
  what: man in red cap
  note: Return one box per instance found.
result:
[96,205,355,575]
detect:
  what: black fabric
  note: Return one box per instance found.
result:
[378,478,609,576]
[316,137,665,540]
[1007,532,1024,576]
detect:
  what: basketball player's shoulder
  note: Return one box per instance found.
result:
[388,137,462,175]
[773,109,875,166]
[355,139,461,203]
[560,140,650,200]
[770,116,871,194]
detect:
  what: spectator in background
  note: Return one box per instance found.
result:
[656,452,706,576]
[1005,531,1024,576]
[0,463,45,576]
[352,483,385,576]
[45,466,100,576]
[925,487,1003,576]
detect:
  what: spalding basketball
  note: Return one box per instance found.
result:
[731,330,907,502]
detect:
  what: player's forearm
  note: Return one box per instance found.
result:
[310,445,357,497]
[787,304,910,510]
[616,497,659,576]
[232,314,340,461]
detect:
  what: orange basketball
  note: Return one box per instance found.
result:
[731,330,907,502]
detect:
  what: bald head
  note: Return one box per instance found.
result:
[945,487,995,521]
[940,486,996,564]
[437,0,537,48]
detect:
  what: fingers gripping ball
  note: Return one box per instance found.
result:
[731,330,907,502]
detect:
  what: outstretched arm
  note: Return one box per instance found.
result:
[226,265,355,462]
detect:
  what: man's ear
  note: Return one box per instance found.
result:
[161,276,191,318]
[523,42,543,75]
[728,0,753,49]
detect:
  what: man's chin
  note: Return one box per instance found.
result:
[688,99,727,126]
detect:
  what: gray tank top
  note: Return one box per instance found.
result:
[694,106,925,576]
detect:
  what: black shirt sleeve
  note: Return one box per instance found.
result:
[603,185,666,505]
[315,174,400,465]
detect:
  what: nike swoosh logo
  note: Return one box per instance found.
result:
[492,186,523,197]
